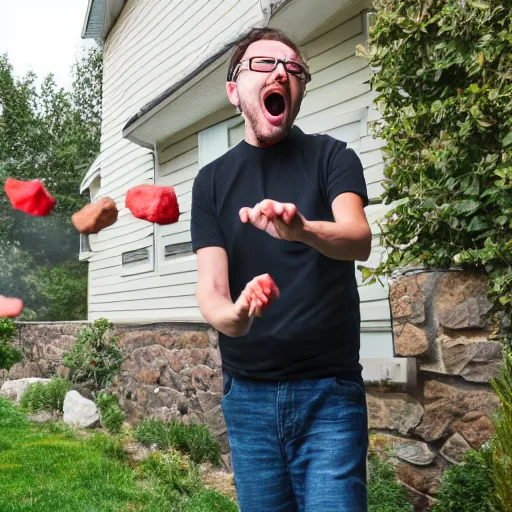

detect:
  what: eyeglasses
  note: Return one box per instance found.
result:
[229,56,311,83]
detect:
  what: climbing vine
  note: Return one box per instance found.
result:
[358,2,512,509]
[358,0,512,341]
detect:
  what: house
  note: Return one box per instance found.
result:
[80,0,411,384]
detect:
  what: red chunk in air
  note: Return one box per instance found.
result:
[0,296,24,318]
[4,178,56,216]
[72,197,119,235]
[125,184,180,225]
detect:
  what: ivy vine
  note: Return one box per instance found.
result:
[358,0,512,341]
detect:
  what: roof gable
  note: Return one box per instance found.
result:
[82,0,125,41]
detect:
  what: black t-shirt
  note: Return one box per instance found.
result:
[191,126,368,381]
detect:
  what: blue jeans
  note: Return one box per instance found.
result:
[221,372,368,512]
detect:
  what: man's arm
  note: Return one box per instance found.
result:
[196,246,278,337]
[240,193,372,261]
[299,192,372,261]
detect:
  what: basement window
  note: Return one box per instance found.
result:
[164,242,192,259]
[121,245,154,277]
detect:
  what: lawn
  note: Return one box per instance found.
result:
[0,397,238,512]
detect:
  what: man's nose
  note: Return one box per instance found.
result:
[271,62,289,83]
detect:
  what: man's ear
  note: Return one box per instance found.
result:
[226,81,239,108]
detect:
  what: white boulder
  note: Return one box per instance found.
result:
[63,390,100,428]
[0,378,51,403]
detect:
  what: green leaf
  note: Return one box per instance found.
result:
[488,89,499,101]
[452,200,481,216]
[503,132,512,147]
[495,216,508,226]
[468,215,489,232]
[431,100,443,113]
[468,0,489,8]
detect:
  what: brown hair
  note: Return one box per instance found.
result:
[227,27,308,81]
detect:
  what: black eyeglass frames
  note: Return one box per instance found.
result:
[229,57,311,83]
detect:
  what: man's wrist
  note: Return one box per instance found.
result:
[226,304,252,337]
[297,218,316,245]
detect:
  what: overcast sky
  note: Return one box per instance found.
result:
[0,0,95,91]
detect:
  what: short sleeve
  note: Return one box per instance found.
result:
[327,144,369,208]
[190,166,227,253]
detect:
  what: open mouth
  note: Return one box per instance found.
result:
[264,93,286,117]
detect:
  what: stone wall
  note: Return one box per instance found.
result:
[0,270,503,509]
[368,270,502,510]
[0,321,230,467]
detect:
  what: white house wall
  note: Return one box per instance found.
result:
[88,0,268,322]
[140,12,394,348]
[89,1,393,348]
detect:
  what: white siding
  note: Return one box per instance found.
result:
[90,3,393,345]
[145,12,393,358]
[88,0,266,322]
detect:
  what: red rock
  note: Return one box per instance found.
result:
[0,296,23,317]
[254,274,280,317]
[125,184,180,225]
[4,178,56,216]
[71,197,118,234]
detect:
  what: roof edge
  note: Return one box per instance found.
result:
[122,41,239,139]
[81,0,96,39]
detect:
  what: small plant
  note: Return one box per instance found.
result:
[63,318,123,390]
[94,390,126,434]
[490,344,512,512]
[134,418,222,466]
[19,377,73,413]
[433,448,494,512]
[368,454,413,512]
[0,318,22,371]
[134,417,172,446]
[141,451,200,499]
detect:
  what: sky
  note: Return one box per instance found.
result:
[0,0,95,91]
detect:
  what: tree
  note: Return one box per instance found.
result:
[0,43,103,320]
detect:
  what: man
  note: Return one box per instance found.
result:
[191,27,372,512]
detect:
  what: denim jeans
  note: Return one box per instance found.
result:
[221,372,368,512]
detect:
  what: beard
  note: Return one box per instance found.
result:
[238,96,291,146]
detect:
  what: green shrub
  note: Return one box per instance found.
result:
[368,454,413,512]
[134,418,222,467]
[19,377,73,413]
[94,390,126,434]
[358,0,512,333]
[63,318,123,390]
[433,448,494,512]
[141,451,200,499]
[0,318,22,371]
[490,344,512,512]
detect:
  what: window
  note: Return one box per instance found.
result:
[121,245,154,277]
[78,159,102,261]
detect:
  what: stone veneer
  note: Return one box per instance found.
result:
[0,271,504,510]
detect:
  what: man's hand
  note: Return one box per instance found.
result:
[239,194,372,261]
[234,274,280,319]
[239,199,306,242]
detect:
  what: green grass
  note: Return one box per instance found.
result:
[0,397,237,511]
[368,454,413,512]
[134,418,222,467]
